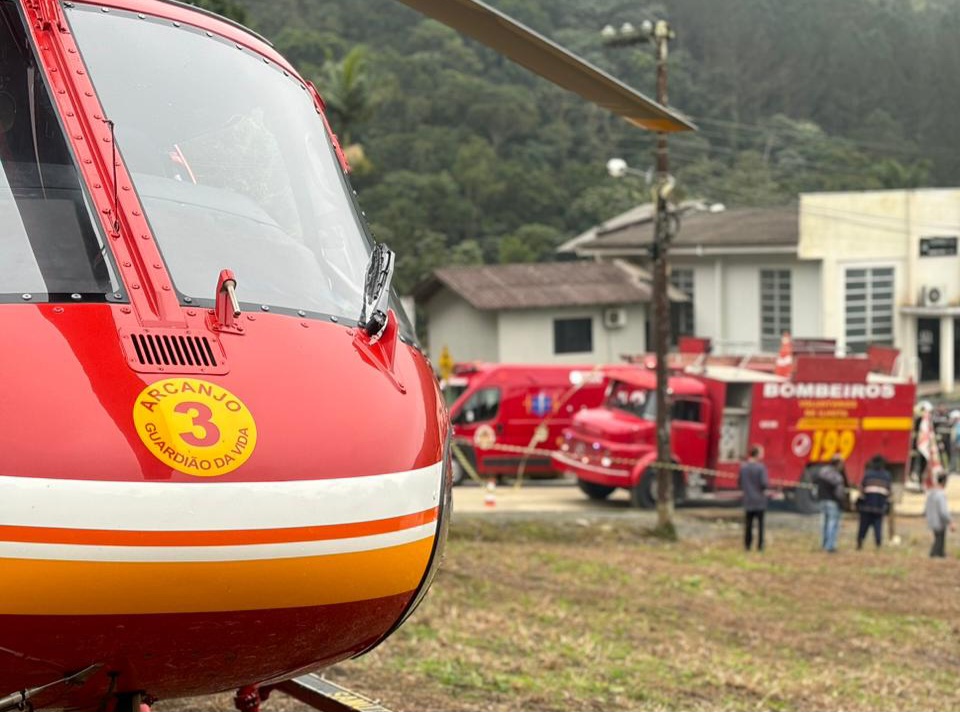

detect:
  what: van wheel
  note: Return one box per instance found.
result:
[577,479,615,500]
[793,467,821,514]
[451,460,465,486]
[631,468,685,509]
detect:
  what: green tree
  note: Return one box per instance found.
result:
[185,0,247,24]
[498,224,564,263]
[317,46,375,146]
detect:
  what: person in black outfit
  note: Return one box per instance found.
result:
[857,454,892,549]
[739,444,769,551]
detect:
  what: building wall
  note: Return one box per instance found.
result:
[498,305,648,364]
[800,191,911,351]
[799,188,960,389]
[672,256,821,355]
[422,287,498,363]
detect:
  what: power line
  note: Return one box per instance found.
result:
[695,116,952,160]
[620,119,944,167]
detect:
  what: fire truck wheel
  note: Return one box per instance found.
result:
[631,469,684,509]
[577,479,615,500]
[792,467,821,514]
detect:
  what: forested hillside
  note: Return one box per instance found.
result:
[193,0,960,292]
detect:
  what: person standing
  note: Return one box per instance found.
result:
[856,454,892,550]
[739,444,769,552]
[924,472,955,558]
[814,455,848,553]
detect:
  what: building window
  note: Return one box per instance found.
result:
[760,269,792,352]
[845,266,894,353]
[670,268,695,343]
[554,317,593,354]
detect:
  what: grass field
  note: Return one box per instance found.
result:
[159,511,960,712]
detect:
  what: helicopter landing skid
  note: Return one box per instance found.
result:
[268,673,392,712]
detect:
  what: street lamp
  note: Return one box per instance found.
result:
[603,18,677,535]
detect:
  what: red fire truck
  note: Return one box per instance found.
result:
[554,352,916,510]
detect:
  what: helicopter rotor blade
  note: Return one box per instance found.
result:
[392,0,696,133]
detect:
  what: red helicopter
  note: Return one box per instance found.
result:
[0,1,692,711]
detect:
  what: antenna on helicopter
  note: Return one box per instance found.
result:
[0,664,101,712]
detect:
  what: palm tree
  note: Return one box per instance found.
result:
[317,46,374,148]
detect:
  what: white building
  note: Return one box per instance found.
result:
[413,260,682,365]
[559,204,817,354]
[561,189,960,394]
[801,188,960,393]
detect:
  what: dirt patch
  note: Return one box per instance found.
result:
[156,511,960,712]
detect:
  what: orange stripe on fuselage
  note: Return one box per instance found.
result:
[0,537,434,615]
[0,508,437,547]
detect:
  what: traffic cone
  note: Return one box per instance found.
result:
[484,479,497,507]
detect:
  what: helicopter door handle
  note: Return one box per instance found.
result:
[212,269,243,334]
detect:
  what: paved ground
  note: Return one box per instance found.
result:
[452,473,960,517]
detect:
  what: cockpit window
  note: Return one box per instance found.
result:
[0,4,118,301]
[66,5,372,320]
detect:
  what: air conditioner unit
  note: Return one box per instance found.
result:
[603,307,627,329]
[920,284,947,307]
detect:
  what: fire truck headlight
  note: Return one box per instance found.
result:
[601,456,613,468]
[561,443,569,452]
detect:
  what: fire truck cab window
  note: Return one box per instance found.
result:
[0,4,117,300]
[453,388,500,425]
[66,6,373,319]
[671,399,702,422]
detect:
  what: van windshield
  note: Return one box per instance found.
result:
[0,3,118,301]
[66,5,370,319]
[442,380,470,409]
[452,388,500,425]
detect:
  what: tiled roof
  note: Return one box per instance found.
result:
[414,261,652,310]
[565,204,798,254]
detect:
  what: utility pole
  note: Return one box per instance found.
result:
[603,19,677,536]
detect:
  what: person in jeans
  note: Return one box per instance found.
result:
[924,472,955,558]
[739,444,769,551]
[815,455,848,553]
[857,454,892,549]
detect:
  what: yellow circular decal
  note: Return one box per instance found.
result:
[133,378,257,477]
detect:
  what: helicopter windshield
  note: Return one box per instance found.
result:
[0,3,119,302]
[65,5,370,319]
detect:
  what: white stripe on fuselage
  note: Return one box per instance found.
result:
[0,463,443,531]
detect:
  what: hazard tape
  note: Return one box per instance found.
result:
[453,436,827,492]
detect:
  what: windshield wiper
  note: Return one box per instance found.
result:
[359,243,395,341]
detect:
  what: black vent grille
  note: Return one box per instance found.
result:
[131,333,218,368]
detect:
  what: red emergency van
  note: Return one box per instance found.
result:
[449,364,609,484]
[554,354,916,510]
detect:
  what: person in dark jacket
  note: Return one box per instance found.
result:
[739,444,769,551]
[814,455,849,552]
[856,454,892,549]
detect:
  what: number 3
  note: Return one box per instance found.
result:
[175,401,221,447]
